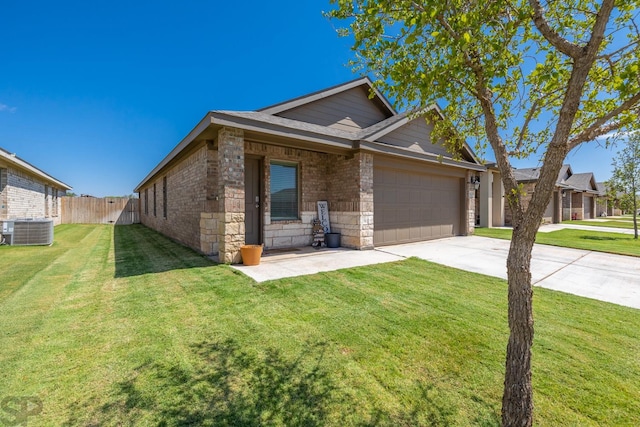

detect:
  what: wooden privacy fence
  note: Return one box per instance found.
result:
[61,197,140,225]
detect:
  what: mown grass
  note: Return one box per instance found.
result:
[475,227,640,257]
[1,224,638,426]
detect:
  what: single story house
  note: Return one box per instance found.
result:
[596,181,623,216]
[479,164,607,227]
[0,147,71,226]
[135,77,485,263]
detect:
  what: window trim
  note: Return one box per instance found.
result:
[269,161,300,221]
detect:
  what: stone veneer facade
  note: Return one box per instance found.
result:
[139,126,377,263]
[0,165,65,225]
[139,126,475,263]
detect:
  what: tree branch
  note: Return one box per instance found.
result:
[568,92,640,150]
[529,0,582,58]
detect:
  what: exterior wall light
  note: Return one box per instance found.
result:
[471,176,480,190]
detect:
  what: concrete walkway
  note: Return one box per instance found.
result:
[538,222,635,235]
[232,236,640,310]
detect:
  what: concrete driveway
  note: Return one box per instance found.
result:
[380,237,640,310]
[232,236,640,310]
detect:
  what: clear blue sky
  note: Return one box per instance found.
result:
[0,1,618,197]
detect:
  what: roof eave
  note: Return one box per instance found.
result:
[134,112,215,192]
[357,140,486,171]
[134,112,356,192]
[0,149,72,190]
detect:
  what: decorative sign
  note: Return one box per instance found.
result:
[317,201,331,233]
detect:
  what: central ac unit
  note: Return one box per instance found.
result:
[1,219,54,246]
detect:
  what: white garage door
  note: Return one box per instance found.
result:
[374,165,462,246]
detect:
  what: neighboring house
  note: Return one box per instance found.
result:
[0,147,72,225]
[596,181,624,216]
[482,164,607,226]
[134,77,485,263]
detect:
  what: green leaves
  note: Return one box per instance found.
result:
[327,0,640,162]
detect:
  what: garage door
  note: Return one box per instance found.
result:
[374,166,462,246]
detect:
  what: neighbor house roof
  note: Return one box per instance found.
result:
[0,147,72,190]
[595,182,608,196]
[512,164,603,195]
[135,78,485,192]
[565,172,599,194]
[513,167,541,182]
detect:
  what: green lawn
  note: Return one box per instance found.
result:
[1,225,639,426]
[475,227,640,257]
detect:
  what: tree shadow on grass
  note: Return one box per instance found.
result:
[63,337,497,426]
[114,224,215,278]
[66,339,335,426]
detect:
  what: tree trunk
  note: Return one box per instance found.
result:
[502,226,536,427]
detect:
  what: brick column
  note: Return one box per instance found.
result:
[217,127,245,264]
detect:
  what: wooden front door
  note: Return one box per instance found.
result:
[244,158,261,245]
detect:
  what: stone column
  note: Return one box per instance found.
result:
[464,170,477,235]
[479,171,492,228]
[553,190,562,223]
[491,171,505,227]
[357,152,374,249]
[217,127,245,264]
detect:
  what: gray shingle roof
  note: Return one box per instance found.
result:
[513,167,541,181]
[565,173,595,192]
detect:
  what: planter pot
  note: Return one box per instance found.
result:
[325,233,341,248]
[241,245,263,266]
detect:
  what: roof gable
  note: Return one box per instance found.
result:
[566,172,597,192]
[259,77,395,132]
[368,115,476,162]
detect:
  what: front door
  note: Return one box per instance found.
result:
[244,158,261,245]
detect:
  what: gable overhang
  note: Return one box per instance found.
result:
[258,76,396,117]
[356,140,486,172]
[360,104,482,166]
[0,147,72,190]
